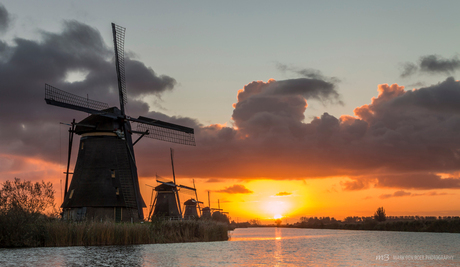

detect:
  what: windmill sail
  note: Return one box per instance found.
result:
[45,84,112,116]
[136,119,195,146]
[112,23,127,113]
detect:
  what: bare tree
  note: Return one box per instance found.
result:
[274,219,282,227]
[0,178,55,215]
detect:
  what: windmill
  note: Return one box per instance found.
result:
[201,191,212,219]
[45,23,195,222]
[148,148,197,220]
[183,179,203,219]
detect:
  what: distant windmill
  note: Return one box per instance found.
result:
[45,23,195,222]
[201,190,213,219]
[183,179,203,219]
[148,148,197,220]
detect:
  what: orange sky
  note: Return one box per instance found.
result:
[136,176,459,223]
[5,154,456,223]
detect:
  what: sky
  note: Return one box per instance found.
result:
[1,1,460,223]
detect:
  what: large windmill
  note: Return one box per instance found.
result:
[45,23,195,222]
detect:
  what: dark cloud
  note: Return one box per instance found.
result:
[205,178,222,183]
[0,20,176,170]
[341,179,371,191]
[400,55,460,77]
[215,185,253,194]
[411,191,450,197]
[276,63,340,84]
[379,190,411,199]
[275,192,291,196]
[380,190,451,199]
[125,60,176,99]
[0,4,11,33]
[420,55,460,74]
[399,62,418,78]
[232,78,341,138]
[406,81,426,88]
[375,173,460,189]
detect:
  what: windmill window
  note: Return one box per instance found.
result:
[80,142,84,150]
[116,187,119,195]
[111,169,116,178]
[69,189,74,199]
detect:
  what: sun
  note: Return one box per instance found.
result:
[274,214,283,219]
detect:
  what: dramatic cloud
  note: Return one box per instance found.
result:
[275,192,291,196]
[232,78,341,138]
[0,4,11,33]
[0,18,177,181]
[215,185,253,194]
[132,76,460,192]
[400,55,460,77]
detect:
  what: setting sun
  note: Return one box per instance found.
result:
[274,214,282,219]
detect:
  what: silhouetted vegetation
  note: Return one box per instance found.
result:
[0,178,228,247]
[230,221,251,228]
[374,207,386,222]
[294,211,460,233]
[274,219,282,227]
[211,211,230,224]
[0,178,57,247]
[41,219,228,247]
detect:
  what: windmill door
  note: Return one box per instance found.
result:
[115,207,122,222]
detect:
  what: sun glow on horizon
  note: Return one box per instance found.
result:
[274,214,282,219]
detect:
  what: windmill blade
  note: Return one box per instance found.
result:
[112,23,127,114]
[134,116,195,146]
[170,148,176,184]
[178,184,196,191]
[179,190,196,196]
[156,180,177,188]
[193,179,201,215]
[45,84,114,117]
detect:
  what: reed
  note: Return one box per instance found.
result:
[0,217,228,248]
[41,219,228,247]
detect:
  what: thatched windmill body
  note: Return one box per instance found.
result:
[45,23,195,222]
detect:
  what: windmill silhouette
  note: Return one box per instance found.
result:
[148,148,198,220]
[45,23,195,222]
[183,179,203,219]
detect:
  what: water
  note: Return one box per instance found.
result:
[1,228,459,266]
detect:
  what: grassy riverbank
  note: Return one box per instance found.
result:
[0,218,229,248]
[290,218,460,233]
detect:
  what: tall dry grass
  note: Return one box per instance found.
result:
[42,219,228,247]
